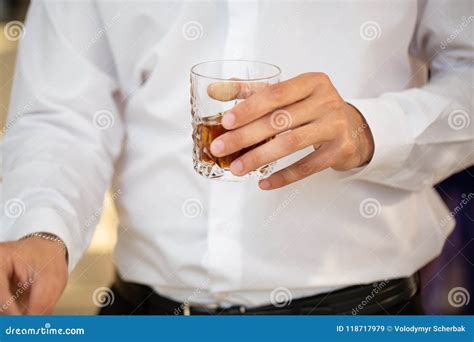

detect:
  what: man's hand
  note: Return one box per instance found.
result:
[208,72,375,190]
[0,237,68,315]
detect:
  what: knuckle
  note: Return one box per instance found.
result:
[297,162,313,176]
[229,129,245,148]
[310,71,330,83]
[303,72,319,82]
[281,132,302,151]
[341,141,357,156]
[265,114,278,132]
[266,84,286,104]
[235,99,250,118]
[245,149,264,169]
[285,167,301,184]
[325,98,345,112]
[278,171,291,186]
[332,117,349,132]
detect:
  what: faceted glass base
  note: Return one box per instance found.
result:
[193,159,274,181]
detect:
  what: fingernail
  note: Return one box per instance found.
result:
[222,112,236,128]
[211,139,225,155]
[259,179,271,190]
[230,159,243,175]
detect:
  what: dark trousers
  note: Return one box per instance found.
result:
[99,276,425,315]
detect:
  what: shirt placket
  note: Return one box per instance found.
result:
[206,1,259,305]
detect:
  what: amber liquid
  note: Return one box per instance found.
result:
[195,113,267,169]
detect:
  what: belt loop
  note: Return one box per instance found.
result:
[183,304,191,316]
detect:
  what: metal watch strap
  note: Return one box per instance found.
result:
[21,232,69,263]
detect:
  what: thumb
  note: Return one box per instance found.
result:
[207,79,268,101]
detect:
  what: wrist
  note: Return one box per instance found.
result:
[20,232,69,264]
[347,102,374,166]
[359,115,375,165]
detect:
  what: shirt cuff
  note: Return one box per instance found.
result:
[2,206,80,273]
[341,97,413,187]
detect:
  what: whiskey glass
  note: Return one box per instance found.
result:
[191,60,281,181]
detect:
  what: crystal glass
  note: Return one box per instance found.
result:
[191,60,281,181]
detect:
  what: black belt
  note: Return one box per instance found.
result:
[112,273,419,315]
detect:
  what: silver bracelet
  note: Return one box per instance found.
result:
[21,232,69,263]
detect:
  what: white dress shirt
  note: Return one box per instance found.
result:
[1,0,473,307]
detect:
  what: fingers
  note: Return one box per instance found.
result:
[207,81,269,101]
[0,239,68,316]
[259,144,336,190]
[27,246,67,315]
[9,259,33,314]
[0,265,21,315]
[221,72,327,129]
[228,122,331,176]
[28,272,65,315]
[210,95,333,157]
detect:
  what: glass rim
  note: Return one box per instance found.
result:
[190,59,281,82]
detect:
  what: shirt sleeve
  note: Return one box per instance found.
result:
[346,0,473,191]
[0,1,124,272]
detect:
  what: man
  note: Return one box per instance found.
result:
[0,0,472,315]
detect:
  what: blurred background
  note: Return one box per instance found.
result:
[0,0,116,314]
[0,0,472,315]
